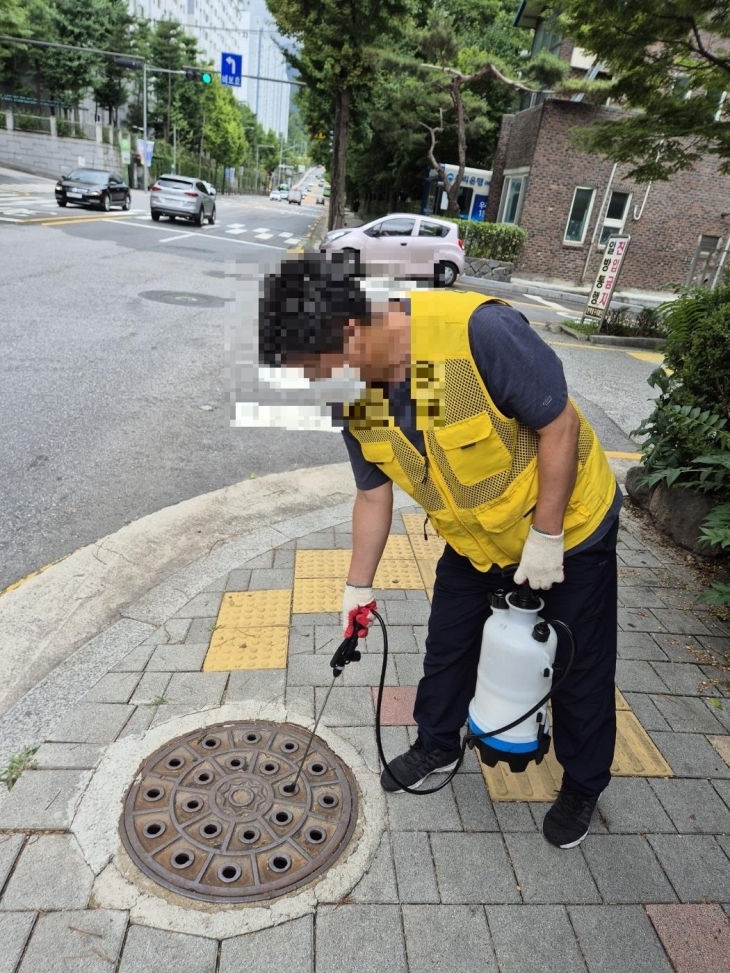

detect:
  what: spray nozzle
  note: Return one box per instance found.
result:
[507,585,542,611]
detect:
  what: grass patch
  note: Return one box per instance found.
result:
[0,744,39,790]
[560,318,598,336]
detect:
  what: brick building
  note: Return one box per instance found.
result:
[486,3,730,293]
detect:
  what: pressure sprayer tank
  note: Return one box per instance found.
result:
[467,587,558,772]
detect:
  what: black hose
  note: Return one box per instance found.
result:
[372,609,576,796]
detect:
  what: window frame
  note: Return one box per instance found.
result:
[598,191,632,249]
[497,167,529,226]
[563,186,596,246]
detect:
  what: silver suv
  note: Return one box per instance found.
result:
[150,174,216,226]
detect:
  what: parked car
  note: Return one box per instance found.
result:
[269,190,281,201]
[280,188,290,201]
[320,213,464,286]
[288,189,302,205]
[55,168,131,211]
[150,174,216,225]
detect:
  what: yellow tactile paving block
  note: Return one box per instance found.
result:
[293,577,346,613]
[295,549,352,579]
[373,559,424,589]
[480,708,673,801]
[616,687,630,710]
[383,535,416,559]
[204,627,289,671]
[217,590,292,627]
[417,559,439,590]
[402,514,446,560]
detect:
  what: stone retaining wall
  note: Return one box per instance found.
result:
[463,257,513,282]
[0,128,123,180]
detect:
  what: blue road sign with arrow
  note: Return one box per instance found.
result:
[221,52,242,87]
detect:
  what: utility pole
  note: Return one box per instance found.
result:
[254,28,263,194]
[142,60,148,192]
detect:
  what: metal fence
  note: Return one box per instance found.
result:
[13,113,52,135]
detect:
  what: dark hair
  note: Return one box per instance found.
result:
[259,252,370,367]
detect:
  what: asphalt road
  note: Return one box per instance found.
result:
[0,166,658,591]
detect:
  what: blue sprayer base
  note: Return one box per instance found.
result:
[467,716,551,773]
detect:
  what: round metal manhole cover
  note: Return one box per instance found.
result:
[139,290,227,308]
[119,721,358,903]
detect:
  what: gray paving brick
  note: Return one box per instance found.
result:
[651,694,724,733]
[316,905,406,973]
[118,924,218,973]
[581,835,676,903]
[146,642,208,671]
[495,801,537,832]
[247,567,294,590]
[697,635,730,664]
[138,618,192,647]
[201,573,228,593]
[596,777,675,833]
[149,703,210,729]
[618,566,661,586]
[621,692,671,730]
[130,671,171,704]
[619,551,662,568]
[0,834,24,893]
[349,832,398,903]
[291,612,340,626]
[242,550,273,568]
[618,608,666,633]
[405,589,429,600]
[386,785,462,832]
[649,778,730,833]
[173,592,223,617]
[648,834,730,902]
[0,769,91,830]
[0,912,35,973]
[313,624,342,653]
[487,905,586,973]
[713,778,730,809]
[225,670,286,704]
[48,703,133,744]
[82,672,140,703]
[363,624,420,654]
[452,773,499,830]
[220,915,311,972]
[506,834,601,903]
[617,586,667,609]
[116,705,156,739]
[111,642,156,671]
[391,832,439,903]
[701,664,730,696]
[225,568,251,590]
[372,587,405,601]
[331,724,382,775]
[568,905,673,973]
[707,696,730,731]
[165,672,227,706]
[285,687,314,722]
[615,660,669,693]
[392,653,424,686]
[0,834,93,910]
[382,601,432,626]
[295,530,335,549]
[651,609,713,636]
[291,654,395,687]
[651,633,705,663]
[649,731,730,778]
[616,631,668,661]
[403,904,498,973]
[184,617,216,643]
[650,662,714,696]
[288,623,314,655]
[314,686,373,725]
[19,910,127,973]
[32,743,105,770]
[273,548,296,568]
[531,802,607,835]
[431,833,520,903]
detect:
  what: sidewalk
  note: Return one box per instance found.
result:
[0,462,729,972]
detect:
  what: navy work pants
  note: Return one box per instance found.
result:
[413,519,619,796]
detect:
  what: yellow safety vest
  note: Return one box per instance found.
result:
[346,290,616,570]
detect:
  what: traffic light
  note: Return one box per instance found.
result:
[113,56,144,70]
[185,68,213,84]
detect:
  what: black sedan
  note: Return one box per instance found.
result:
[55,169,131,211]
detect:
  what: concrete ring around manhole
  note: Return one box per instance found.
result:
[73,702,385,939]
[139,290,229,308]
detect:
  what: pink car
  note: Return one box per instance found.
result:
[320,212,464,286]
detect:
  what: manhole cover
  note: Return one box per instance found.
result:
[119,721,358,903]
[139,290,227,308]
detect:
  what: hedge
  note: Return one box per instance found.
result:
[446,219,527,262]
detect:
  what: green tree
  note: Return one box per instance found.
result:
[200,78,248,167]
[267,0,414,229]
[92,0,139,126]
[553,0,730,180]
[43,0,107,112]
[0,0,28,34]
[149,19,197,144]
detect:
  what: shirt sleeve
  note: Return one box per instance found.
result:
[468,302,568,428]
[341,428,391,490]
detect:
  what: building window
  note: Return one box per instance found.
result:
[531,18,562,57]
[564,187,595,244]
[599,191,631,246]
[498,170,528,225]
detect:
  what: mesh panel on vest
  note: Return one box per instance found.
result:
[356,427,445,510]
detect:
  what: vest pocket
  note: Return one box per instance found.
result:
[360,441,395,465]
[433,413,511,486]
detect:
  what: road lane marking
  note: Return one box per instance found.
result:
[627,351,664,363]
[106,218,289,250]
[40,213,135,226]
[157,231,196,243]
[605,451,642,460]
[528,294,572,310]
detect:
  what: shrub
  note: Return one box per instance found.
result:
[445,219,527,262]
[57,118,72,138]
[599,305,667,338]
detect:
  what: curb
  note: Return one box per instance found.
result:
[557,324,665,350]
[462,275,669,312]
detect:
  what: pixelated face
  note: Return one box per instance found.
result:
[291,350,349,381]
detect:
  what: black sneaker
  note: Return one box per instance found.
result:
[380,740,461,793]
[542,783,600,848]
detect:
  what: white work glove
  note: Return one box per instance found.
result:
[341,582,375,637]
[514,527,565,590]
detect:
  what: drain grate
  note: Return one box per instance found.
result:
[120,721,358,903]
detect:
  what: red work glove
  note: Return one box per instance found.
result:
[342,582,376,637]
